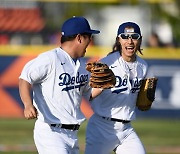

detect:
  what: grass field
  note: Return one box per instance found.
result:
[0,118,180,154]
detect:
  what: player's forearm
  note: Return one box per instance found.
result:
[90,88,103,101]
[19,79,33,107]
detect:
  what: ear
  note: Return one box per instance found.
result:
[138,38,142,46]
[117,36,121,42]
[76,34,82,43]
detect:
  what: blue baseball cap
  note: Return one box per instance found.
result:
[117,22,141,36]
[61,16,100,36]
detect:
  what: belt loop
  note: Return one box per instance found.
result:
[56,124,62,128]
[72,125,76,131]
[72,125,79,131]
[107,117,110,120]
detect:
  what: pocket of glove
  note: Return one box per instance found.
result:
[86,62,116,89]
[136,77,158,111]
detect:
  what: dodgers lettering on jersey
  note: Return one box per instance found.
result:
[130,77,142,93]
[113,77,141,94]
[59,72,88,91]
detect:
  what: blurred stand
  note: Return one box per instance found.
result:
[147,32,164,47]
[0,0,179,47]
[0,1,44,45]
[147,21,177,48]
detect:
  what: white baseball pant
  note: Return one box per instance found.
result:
[85,114,146,154]
[34,119,79,154]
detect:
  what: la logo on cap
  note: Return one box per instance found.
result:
[124,28,135,33]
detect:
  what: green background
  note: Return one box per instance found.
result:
[0,118,180,154]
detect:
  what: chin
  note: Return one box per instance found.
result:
[81,53,85,57]
[127,52,135,56]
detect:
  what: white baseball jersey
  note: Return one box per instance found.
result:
[91,51,148,121]
[19,47,91,125]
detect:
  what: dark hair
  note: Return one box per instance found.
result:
[108,36,143,55]
[60,33,92,44]
[61,34,77,44]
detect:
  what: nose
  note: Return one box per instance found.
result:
[90,35,93,41]
[127,37,133,43]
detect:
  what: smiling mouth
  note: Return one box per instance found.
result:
[125,46,134,51]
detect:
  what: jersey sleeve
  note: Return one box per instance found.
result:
[136,56,149,79]
[19,53,52,84]
[144,63,149,78]
[82,84,92,101]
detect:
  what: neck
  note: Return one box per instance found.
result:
[60,43,78,59]
[122,55,136,62]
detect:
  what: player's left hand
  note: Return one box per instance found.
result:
[136,77,158,111]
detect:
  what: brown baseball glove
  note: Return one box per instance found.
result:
[136,77,158,111]
[86,62,116,89]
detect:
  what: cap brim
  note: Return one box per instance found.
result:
[86,30,100,34]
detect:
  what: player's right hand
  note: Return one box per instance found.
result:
[24,105,38,120]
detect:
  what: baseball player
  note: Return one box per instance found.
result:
[19,16,100,154]
[85,22,148,154]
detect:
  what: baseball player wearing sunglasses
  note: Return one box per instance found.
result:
[85,22,148,154]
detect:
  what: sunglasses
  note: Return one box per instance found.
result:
[119,33,141,40]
